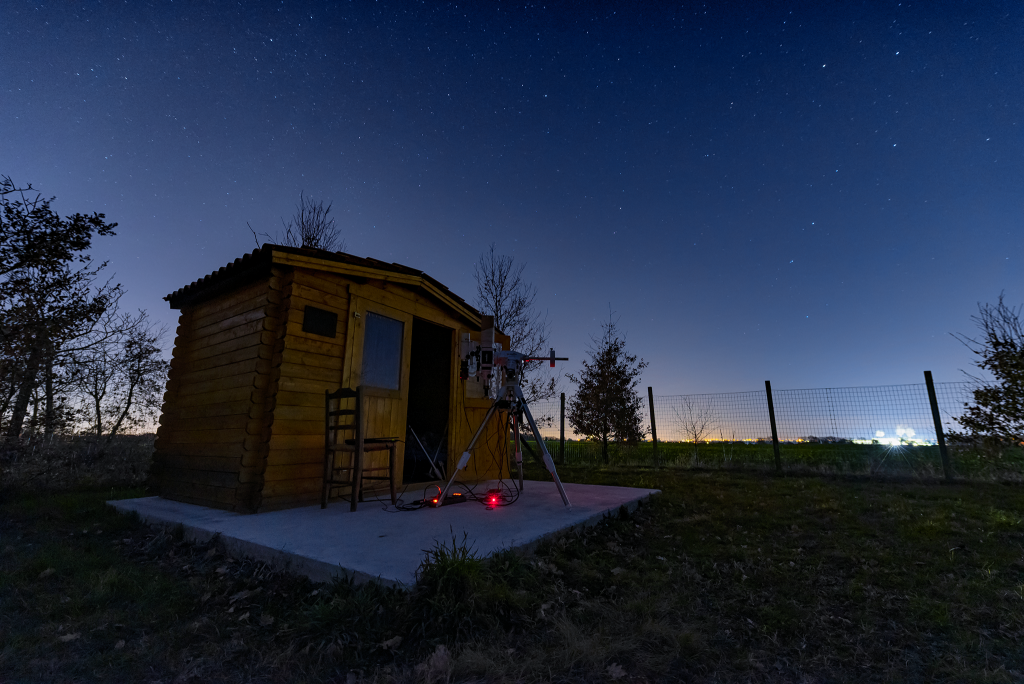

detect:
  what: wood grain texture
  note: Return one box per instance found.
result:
[281,333,345,359]
[157,413,250,432]
[158,399,253,422]
[174,372,269,397]
[289,281,349,312]
[280,348,343,371]
[185,331,269,363]
[156,467,241,489]
[158,479,239,508]
[163,385,255,408]
[235,266,292,511]
[174,343,275,375]
[154,278,274,511]
[176,357,272,386]
[153,441,246,458]
[264,447,325,466]
[187,279,269,321]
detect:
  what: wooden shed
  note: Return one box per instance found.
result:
[152,245,509,513]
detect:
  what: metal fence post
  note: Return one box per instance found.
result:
[765,380,782,473]
[648,386,659,467]
[924,371,953,482]
[559,392,565,464]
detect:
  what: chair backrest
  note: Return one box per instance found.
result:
[325,386,362,449]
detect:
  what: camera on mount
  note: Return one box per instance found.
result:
[459,316,563,400]
[440,315,573,509]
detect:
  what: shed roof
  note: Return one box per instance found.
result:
[165,244,482,324]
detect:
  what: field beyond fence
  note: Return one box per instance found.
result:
[525,379,1024,479]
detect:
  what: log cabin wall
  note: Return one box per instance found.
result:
[260,267,350,511]
[153,274,284,512]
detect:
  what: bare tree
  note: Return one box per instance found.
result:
[71,307,169,441]
[473,244,555,403]
[251,191,345,252]
[675,396,719,459]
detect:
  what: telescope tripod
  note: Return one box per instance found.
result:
[437,381,572,509]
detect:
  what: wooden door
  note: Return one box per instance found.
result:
[343,295,414,484]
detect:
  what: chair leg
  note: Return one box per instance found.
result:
[321,450,334,509]
[389,443,397,505]
[351,451,362,513]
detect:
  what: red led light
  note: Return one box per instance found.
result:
[432,498,438,504]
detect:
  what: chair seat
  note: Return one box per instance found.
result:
[346,437,398,445]
[331,440,399,450]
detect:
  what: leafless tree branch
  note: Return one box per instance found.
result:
[279,191,345,252]
[675,396,719,458]
[473,244,556,402]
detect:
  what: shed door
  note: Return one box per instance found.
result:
[343,297,414,483]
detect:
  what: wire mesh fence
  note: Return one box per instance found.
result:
[767,383,972,444]
[519,381,1021,478]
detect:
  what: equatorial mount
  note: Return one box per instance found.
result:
[439,317,571,509]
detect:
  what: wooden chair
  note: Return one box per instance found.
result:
[322,386,398,511]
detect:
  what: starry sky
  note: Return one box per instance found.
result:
[2,0,1021,396]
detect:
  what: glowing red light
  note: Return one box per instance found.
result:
[432,498,438,504]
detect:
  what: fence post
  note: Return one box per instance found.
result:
[765,380,782,473]
[648,386,659,467]
[924,371,953,482]
[559,392,565,464]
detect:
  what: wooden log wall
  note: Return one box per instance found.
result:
[260,268,350,510]
[152,275,286,512]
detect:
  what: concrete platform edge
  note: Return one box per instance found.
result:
[108,500,390,587]
[107,486,660,588]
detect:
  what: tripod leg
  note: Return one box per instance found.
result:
[513,410,524,491]
[436,392,502,504]
[516,387,572,509]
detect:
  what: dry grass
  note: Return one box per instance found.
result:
[1,455,1023,682]
[0,433,154,492]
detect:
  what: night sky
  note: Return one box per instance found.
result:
[2,1,1021,396]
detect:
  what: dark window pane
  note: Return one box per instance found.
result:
[362,312,403,390]
[301,306,338,338]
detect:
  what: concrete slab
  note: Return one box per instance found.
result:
[108,480,659,587]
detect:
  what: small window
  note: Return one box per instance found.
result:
[362,312,403,390]
[302,306,338,338]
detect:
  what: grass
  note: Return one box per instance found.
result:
[2,463,1023,682]
[0,433,155,491]
[546,439,1024,480]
